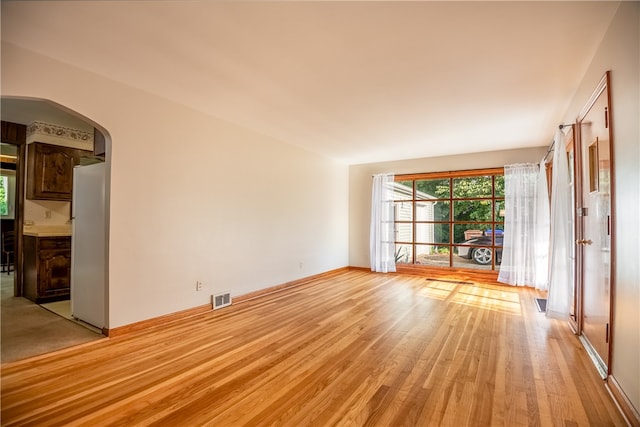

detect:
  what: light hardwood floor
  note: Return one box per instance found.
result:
[0,270,627,426]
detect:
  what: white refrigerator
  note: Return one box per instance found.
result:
[71,162,106,329]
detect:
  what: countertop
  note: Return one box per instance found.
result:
[23,225,72,237]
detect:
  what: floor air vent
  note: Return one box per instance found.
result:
[213,292,232,310]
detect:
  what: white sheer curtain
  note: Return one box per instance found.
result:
[370,173,396,273]
[534,159,550,290]
[546,129,572,318]
[498,163,541,286]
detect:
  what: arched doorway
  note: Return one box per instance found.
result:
[0,97,110,361]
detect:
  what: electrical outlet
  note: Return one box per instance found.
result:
[196,281,203,291]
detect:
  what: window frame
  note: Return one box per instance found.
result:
[392,168,504,276]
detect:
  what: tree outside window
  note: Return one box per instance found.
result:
[0,176,8,216]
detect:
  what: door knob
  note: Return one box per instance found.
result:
[575,239,593,245]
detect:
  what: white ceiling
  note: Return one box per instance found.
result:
[1,1,620,164]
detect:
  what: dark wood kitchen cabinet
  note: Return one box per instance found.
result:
[23,235,71,303]
[26,142,92,201]
[1,121,26,144]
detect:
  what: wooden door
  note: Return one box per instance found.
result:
[564,131,581,333]
[576,72,613,376]
[0,121,26,297]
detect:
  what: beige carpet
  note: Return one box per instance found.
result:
[40,299,102,334]
[40,300,73,319]
[1,273,104,363]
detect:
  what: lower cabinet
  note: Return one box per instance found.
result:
[24,235,71,303]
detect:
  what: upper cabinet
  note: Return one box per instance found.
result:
[1,120,26,144]
[26,142,92,201]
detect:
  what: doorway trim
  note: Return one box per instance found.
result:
[1,121,26,297]
[1,96,111,330]
[574,71,615,377]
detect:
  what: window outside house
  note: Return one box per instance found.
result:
[0,175,9,216]
[393,169,504,271]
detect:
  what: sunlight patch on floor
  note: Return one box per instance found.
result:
[418,280,458,300]
[452,284,522,315]
[418,278,522,315]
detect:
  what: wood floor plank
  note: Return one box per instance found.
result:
[0,270,628,426]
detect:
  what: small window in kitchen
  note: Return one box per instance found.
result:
[0,175,9,216]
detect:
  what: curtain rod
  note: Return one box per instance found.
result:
[544,123,573,161]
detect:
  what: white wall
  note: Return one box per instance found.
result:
[1,42,349,328]
[348,146,547,268]
[561,1,639,414]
